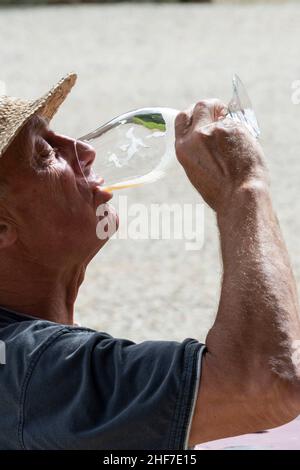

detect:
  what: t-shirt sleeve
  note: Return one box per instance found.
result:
[22,328,205,450]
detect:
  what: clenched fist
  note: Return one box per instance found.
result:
[175,99,268,213]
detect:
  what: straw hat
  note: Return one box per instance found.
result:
[0,73,77,157]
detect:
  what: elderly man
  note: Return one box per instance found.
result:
[0,73,299,450]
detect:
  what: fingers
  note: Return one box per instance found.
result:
[175,99,227,138]
[192,99,227,129]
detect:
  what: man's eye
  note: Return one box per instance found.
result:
[41,148,55,159]
[35,138,57,161]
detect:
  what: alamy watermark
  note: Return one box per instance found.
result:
[0,340,6,365]
[96,195,205,251]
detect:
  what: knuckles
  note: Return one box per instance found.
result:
[193,100,210,112]
[176,121,250,150]
[194,98,225,112]
[175,110,254,169]
[208,121,249,141]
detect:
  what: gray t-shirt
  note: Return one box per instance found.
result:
[0,307,204,450]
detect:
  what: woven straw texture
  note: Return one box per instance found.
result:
[0,73,77,157]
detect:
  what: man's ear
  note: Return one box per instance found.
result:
[0,221,17,248]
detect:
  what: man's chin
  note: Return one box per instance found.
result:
[94,203,119,245]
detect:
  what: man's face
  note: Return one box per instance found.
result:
[0,115,118,270]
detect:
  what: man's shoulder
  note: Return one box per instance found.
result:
[0,307,203,450]
[0,307,109,366]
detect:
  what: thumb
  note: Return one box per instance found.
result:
[175,108,193,138]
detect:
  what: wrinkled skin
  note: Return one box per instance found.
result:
[0,116,117,323]
[175,100,300,445]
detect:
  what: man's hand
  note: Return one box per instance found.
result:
[176,100,300,447]
[175,100,268,213]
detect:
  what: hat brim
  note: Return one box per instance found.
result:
[0,73,77,156]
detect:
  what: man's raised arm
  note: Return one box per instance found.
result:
[175,100,300,446]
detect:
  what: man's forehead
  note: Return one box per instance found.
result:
[27,114,49,136]
[2,114,49,163]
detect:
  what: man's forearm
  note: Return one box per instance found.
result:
[206,183,300,416]
[191,184,300,444]
[176,101,300,445]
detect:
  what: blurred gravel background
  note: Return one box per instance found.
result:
[0,1,299,344]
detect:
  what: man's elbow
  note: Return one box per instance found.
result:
[253,352,300,430]
[190,336,300,445]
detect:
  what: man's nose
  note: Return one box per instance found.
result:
[74,140,96,176]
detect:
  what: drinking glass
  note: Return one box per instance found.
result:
[75,74,260,192]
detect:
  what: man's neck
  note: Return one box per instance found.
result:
[0,259,85,325]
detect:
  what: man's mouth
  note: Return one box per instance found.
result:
[91,178,113,207]
[74,167,113,207]
[88,176,119,233]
